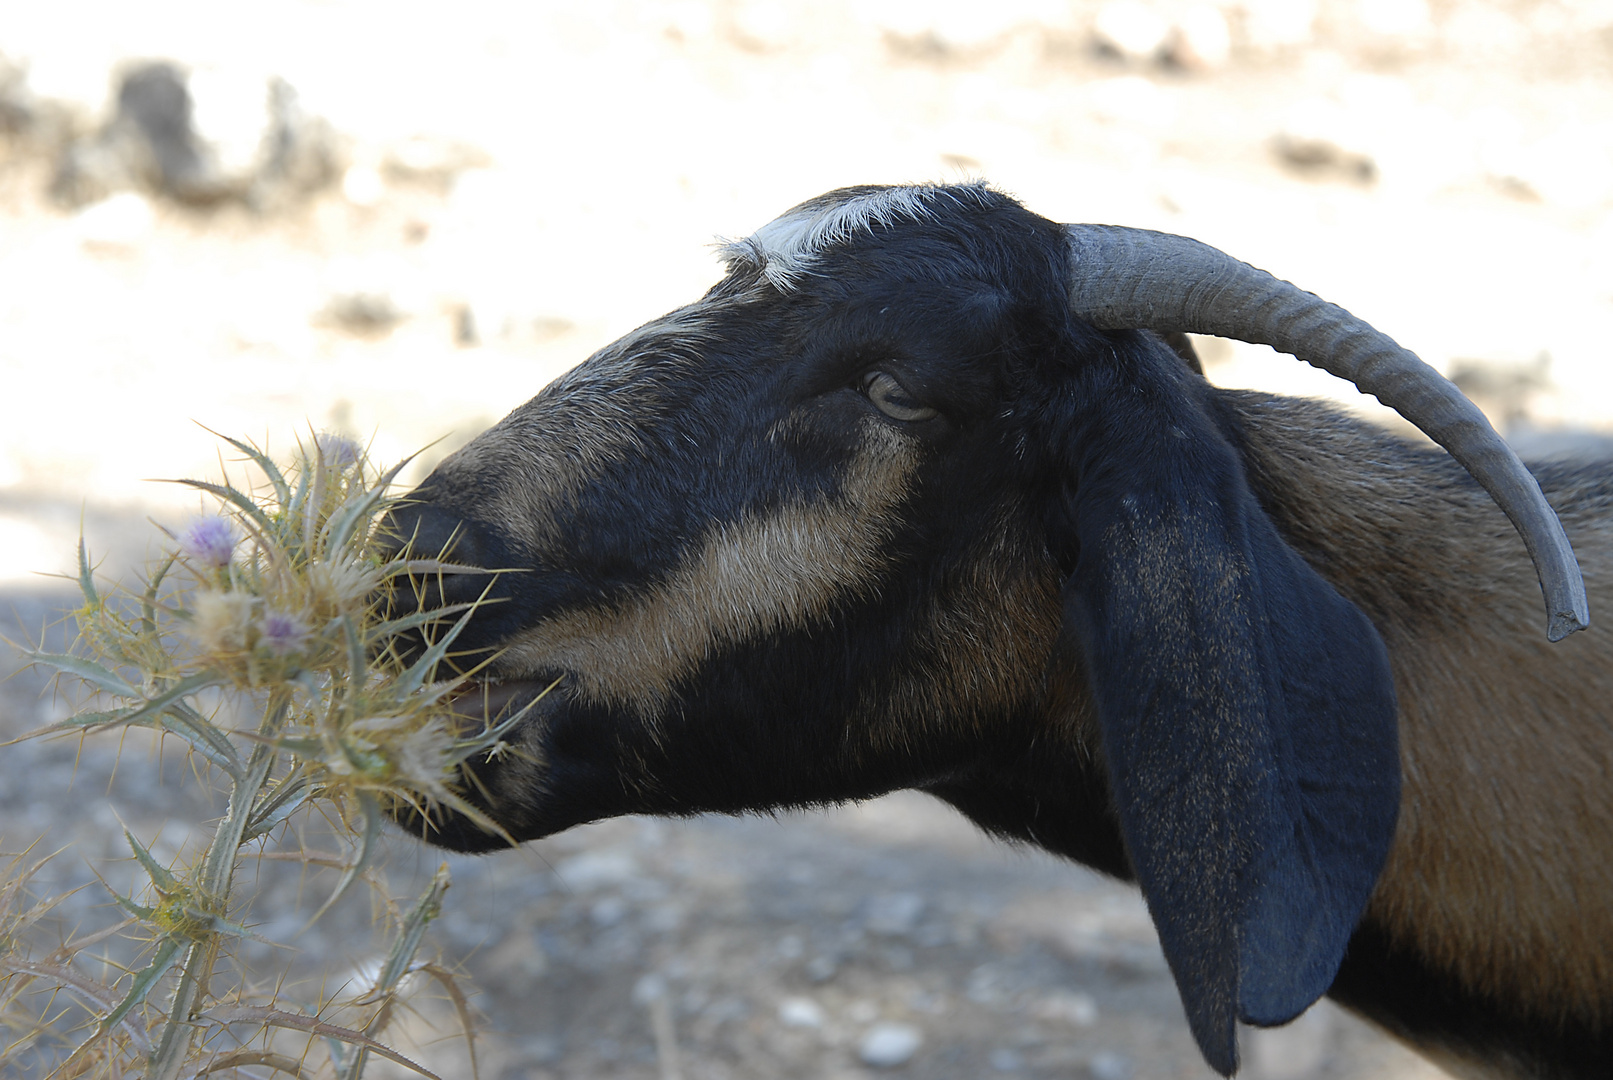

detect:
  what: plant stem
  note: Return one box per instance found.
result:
[144,694,288,1079]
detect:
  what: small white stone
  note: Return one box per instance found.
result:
[554,848,639,890]
[1169,5,1232,70]
[342,164,384,207]
[631,973,667,1005]
[74,192,154,249]
[187,67,273,178]
[589,895,628,927]
[1245,1002,1335,1079]
[778,996,825,1028]
[1034,990,1099,1026]
[1240,0,1317,48]
[858,1022,923,1068]
[1089,1050,1132,1080]
[1093,1,1171,61]
[865,892,925,935]
[989,1047,1023,1071]
[1357,0,1432,38]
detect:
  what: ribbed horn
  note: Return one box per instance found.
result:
[1065,224,1588,641]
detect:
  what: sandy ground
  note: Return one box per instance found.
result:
[3,1,1612,1077]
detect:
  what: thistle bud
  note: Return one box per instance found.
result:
[178,515,237,568]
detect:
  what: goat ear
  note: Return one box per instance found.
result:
[1050,344,1400,1076]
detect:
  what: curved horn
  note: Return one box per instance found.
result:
[1064,224,1588,642]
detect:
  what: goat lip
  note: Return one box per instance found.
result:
[448,677,564,725]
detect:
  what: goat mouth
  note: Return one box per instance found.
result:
[449,675,564,728]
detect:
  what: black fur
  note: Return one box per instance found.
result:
[1333,922,1613,1079]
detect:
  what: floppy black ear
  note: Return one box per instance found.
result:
[1049,339,1400,1076]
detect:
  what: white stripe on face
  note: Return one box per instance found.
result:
[496,420,920,715]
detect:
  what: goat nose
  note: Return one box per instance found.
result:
[381,502,485,567]
[378,502,501,616]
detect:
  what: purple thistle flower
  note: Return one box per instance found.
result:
[316,433,363,471]
[258,611,308,656]
[178,515,236,568]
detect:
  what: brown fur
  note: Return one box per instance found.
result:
[498,420,919,715]
[856,521,1066,754]
[1230,391,1613,1027]
[430,308,711,555]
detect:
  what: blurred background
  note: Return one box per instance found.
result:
[3,1,1610,1077]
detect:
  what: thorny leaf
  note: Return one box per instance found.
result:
[24,652,138,699]
[367,864,449,1004]
[77,537,99,607]
[307,792,382,928]
[59,935,183,1070]
[189,1049,316,1079]
[202,427,291,508]
[123,829,179,895]
[418,962,480,1080]
[163,477,277,539]
[243,770,314,842]
[0,957,154,1054]
[202,1005,444,1080]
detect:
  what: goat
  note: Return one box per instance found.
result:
[384,182,1610,1079]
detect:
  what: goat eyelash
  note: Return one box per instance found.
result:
[859,370,939,422]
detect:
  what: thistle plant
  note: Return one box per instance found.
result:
[2,432,525,1079]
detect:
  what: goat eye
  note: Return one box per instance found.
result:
[860,371,938,422]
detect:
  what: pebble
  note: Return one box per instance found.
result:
[777,996,825,1028]
[858,1022,923,1068]
[1244,1003,1335,1079]
[1034,990,1099,1027]
[554,848,639,890]
[1168,5,1232,70]
[1093,1,1169,61]
[1089,1050,1133,1080]
[631,973,668,1005]
[990,1047,1024,1071]
[73,192,154,249]
[589,895,628,927]
[864,892,925,936]
[805,954,838,982]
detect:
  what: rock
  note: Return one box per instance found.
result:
[590,895,629,927]
[341,163,384,207]
[1238,0,1316,49]
[0,57,34,139]
[1167,5,1233,70]
[73,191,154,250]
[1093,1,1171,61]
[1088,1050,1133,1080]
[381,134,488,188]
[864,891,925,936]
[1243,1003,1334,1079]
[870,1,1071,48]
[804,954,838,982]
[1272,97,1377,183]
[990,1047,1024,1071]
[554,848,640,890]
[631,973,668,1005]
[858,1022,923,1068]
[1033,990,1099,1027]
[777,996,825,1028]
[1356,0,1432,38]
[51,61,336,209]
[315,254,420,337]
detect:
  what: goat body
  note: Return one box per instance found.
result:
[386,183,1613,1078]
